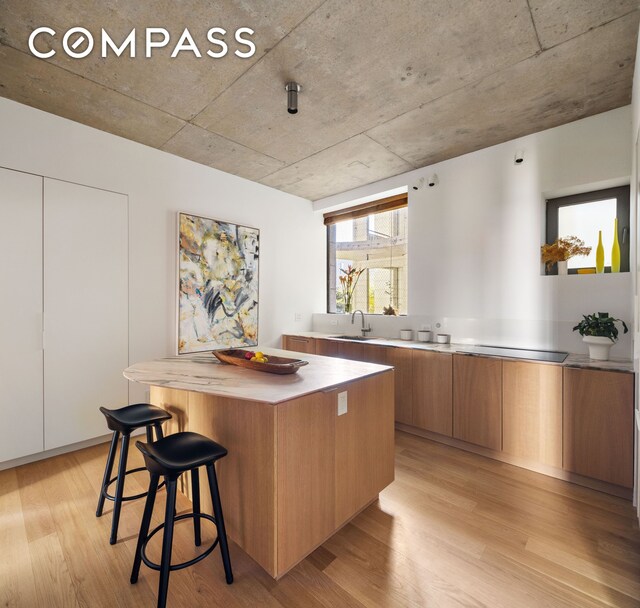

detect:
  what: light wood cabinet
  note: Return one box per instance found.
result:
[453,354,502,450]
[337,341,365,361]
[361,344,390,365]
[503,361,562,467]
[315,338,339,357]
[280,336,635,495]
[282,335,316,354]
[387,347,413,425]
[153,370,395,578]
[412,351,453,436]
[563,367,634,488]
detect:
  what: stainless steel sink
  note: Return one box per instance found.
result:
[331,335,377,341]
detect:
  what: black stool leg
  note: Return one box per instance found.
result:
[110,432,130,545]
[206,464,233,584]
[130,472,160,584]
[191,468,201,547]
[96,431,119,517]
[158,478,178,608]
[146,426,154,443]
[154,422,164,440]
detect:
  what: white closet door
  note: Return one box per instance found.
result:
[0,168,44,461]
[44,179,128,450]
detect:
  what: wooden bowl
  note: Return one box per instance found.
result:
[213,349,309,375]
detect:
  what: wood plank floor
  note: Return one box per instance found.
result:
[1,430,639,607]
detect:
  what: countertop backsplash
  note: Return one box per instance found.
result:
[311,313,634,360]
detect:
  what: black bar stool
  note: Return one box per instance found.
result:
[130,431,233,608]
[97,404,172,544]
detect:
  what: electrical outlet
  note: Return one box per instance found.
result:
[294,312,302,322]
[337,391,348,416]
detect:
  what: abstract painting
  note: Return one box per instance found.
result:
[178,212,259,354]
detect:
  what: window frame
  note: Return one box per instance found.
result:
[545,185,630,275]
[325,194,408,314]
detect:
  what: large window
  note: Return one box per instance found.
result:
[325,194,408,314]
[546,186,630,274]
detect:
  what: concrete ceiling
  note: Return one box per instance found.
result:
[0,1,638,201]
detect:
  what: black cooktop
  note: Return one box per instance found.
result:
[455,345,568,363]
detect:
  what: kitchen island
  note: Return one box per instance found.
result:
[124,350,395,578]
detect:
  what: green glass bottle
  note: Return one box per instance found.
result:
[595,230,605,274]
[611,218,620,273]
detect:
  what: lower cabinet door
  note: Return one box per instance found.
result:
[337,341,364,361]
[453,355,502,450]
[282,335,316,354]
[502,361,562,467]
[387,347,413,425]
[412,351,452,436]
[315,338,339,357]
[563,367,633,487]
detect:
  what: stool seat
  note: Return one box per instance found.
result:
[136,431,227,475]
[99,403,171,434]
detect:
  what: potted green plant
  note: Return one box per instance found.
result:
[572,312,628,360]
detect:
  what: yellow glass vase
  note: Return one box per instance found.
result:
[595,230,604,274]
[611,218,620,273]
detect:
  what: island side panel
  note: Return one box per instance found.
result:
[276,390,336,576]
[188,391,278,576]
[275,369,395,577]
[150,387,278,577]
[335,370,395,526]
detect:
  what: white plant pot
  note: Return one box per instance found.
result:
[557,260,568,275]
[583,335,614,361]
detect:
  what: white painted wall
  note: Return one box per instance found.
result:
[314,107,633,358]
[0,97,325,404]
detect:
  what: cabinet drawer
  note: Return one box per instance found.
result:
[282,335,316,354]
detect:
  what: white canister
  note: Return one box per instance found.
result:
[417,330,431,342]
[436,333,451,344]
[400,329,413,341]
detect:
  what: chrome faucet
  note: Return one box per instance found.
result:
[351,309,372,336]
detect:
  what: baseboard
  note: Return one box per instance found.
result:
[0,428,146,471]
[395,423,633,500]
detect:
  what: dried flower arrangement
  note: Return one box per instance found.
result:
[338,265,365,313]
[540,236,591,270]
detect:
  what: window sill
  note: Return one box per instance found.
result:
[543,270,630,276]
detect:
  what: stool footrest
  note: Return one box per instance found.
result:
[101,467,165,503]
[141,513,219,572]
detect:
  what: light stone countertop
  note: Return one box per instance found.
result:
[123,349,393,404]
[286,332,635,373]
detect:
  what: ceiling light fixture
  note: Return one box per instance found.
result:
[285,82,301,114]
